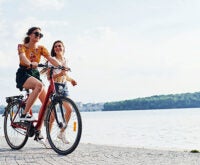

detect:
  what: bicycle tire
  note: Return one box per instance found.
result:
[4,102,28,149]
[45,97,82,155]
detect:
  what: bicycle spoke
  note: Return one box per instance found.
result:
[4,102,28,149]
[46,97,82,155]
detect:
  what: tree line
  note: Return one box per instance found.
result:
[1,92,200,113]
[103,92,200,111]
[0,105,40,114]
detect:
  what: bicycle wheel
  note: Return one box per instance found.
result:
[4,102,28,149]
[46,97,82,155]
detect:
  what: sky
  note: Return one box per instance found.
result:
[1,0,200,105]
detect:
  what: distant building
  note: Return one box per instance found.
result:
[76,102,104,112]
[0,102,105,114]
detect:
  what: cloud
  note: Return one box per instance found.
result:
[0,0,5,4]
[0,51,18,67]
[11,17,69,47]
[19,0,66,11]
[0,19,8,36]
[68,23,200,102]
[73,27,125,68]
[66,27,136,102]
[0,2,9,37]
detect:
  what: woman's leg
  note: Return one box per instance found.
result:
[60,101,72,132]
[37,88,47,130]
[22,77,43,115]
[39,87,46,103]
[38,88,55,132]
[48,111,55,132]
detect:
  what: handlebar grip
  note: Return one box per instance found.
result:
[58,65,71,71]
[38,64,47,67]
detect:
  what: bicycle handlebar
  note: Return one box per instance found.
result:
[38,63,71,72]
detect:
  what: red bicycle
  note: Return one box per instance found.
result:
[3,64,82,155]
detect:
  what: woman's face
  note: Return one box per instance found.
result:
[29,29,43,43]
[54,42,64,55]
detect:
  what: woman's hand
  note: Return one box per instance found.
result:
[31,62,38,69]
[71,79,77,86]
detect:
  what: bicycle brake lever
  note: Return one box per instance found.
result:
[65,67,71,72]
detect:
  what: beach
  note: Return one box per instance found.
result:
[1,136,200,165]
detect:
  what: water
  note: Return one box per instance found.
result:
[80,108,200,150]
[1,108,200,150]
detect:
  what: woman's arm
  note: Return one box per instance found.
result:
[46,56,61,66]
[19,53,32,66]
[53,72,77,86]
[19,53,39,68]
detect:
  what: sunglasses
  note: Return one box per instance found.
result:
[54,44,62,48]
[33,32,43,38]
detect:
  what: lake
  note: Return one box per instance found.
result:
[1,108,200,150]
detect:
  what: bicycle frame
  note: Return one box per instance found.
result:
[35,67,55,130]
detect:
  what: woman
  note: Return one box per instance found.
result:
[16,27,60,139]
[44,40,77,144]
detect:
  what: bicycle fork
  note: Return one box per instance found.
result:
[53,100,68,130]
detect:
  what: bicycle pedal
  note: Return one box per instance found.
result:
[34,136,43,141]
[34,130,44,141]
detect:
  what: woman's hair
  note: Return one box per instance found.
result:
[50,40,65,57]
[23,27,41,44]
[41,40,65,75]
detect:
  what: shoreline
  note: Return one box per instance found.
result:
[1,137,200,164]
